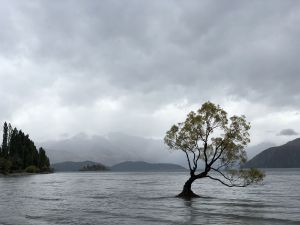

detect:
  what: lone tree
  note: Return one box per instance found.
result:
[164,102,264,198]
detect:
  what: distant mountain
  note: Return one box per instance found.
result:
[110,161,187,172]
[40,133,184,166]
[51,161,107,172]
[243,138,300,168]
[246,142,275,160]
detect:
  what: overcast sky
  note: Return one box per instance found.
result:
[0,0,300,145]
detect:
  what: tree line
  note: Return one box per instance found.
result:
[0,122,51,174]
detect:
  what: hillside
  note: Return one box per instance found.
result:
[110,161,187,172]
[246,142,275,160]
[244,138,300,168]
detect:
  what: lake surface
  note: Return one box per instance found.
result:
[0,170,300,225]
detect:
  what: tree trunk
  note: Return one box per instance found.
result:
[177,176,199,198]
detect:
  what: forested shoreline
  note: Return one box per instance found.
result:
[0,122,51,174]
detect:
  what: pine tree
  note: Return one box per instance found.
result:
[38,147,50,171]
[9,128,22,170]
[1,122,51,174]
[8,123,12,148]
[2,122,8,158]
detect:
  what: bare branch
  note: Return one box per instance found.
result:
[209,145,226,166]
[184,151,192,172]
[206,175,246,187]
[210,167,231,181]
[191,150,196,169]
[203,142,208,167]
[214,161,231,171]
[209,139,224,166]
[194,146,202,171]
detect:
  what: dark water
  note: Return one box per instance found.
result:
[0,170,299,225]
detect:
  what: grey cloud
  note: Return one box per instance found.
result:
[2,1,300,107]
[0,1,300,142]
[278,129,299,136]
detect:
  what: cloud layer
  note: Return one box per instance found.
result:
[278,129,299,136]
[0,0,300,145]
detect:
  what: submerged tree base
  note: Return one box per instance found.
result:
[176,189,200,199]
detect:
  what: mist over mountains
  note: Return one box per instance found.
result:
[40,132,272,167]
[40,132,185,166]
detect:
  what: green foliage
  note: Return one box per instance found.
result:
[0,157,12,174]
[24,165,40,173]
[79,164,108,171]
[0,122,51,174]
[240,168,265,185]
[38,147,50,171]
[164,101,264,188]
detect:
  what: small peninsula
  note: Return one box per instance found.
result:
[0,122,51,175]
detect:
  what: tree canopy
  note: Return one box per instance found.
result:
[164,101,264,197]
[0,122,51,174]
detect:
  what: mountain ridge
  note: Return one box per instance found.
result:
[51,160,187,172]
[243,138,300,168]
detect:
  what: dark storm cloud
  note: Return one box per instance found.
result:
[0,0,300,142]
[278,129,299,136]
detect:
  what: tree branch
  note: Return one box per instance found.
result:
[214,161,231,171]
[211,167,231,181]
[194,146,202,171]
[206,175,246,187]
[191,150,196,170]
[184,150,192,172]
[203,142,208,167]
[209,139,224,166]
[209,145,226,166]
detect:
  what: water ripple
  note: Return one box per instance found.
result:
[0,170,299,225]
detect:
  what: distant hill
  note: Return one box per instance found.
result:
[51,161,107,172]
[243,138,300,168]
[110,161,187,172]
[246,142,275,160]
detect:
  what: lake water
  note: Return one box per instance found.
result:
[0,170,299,225]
